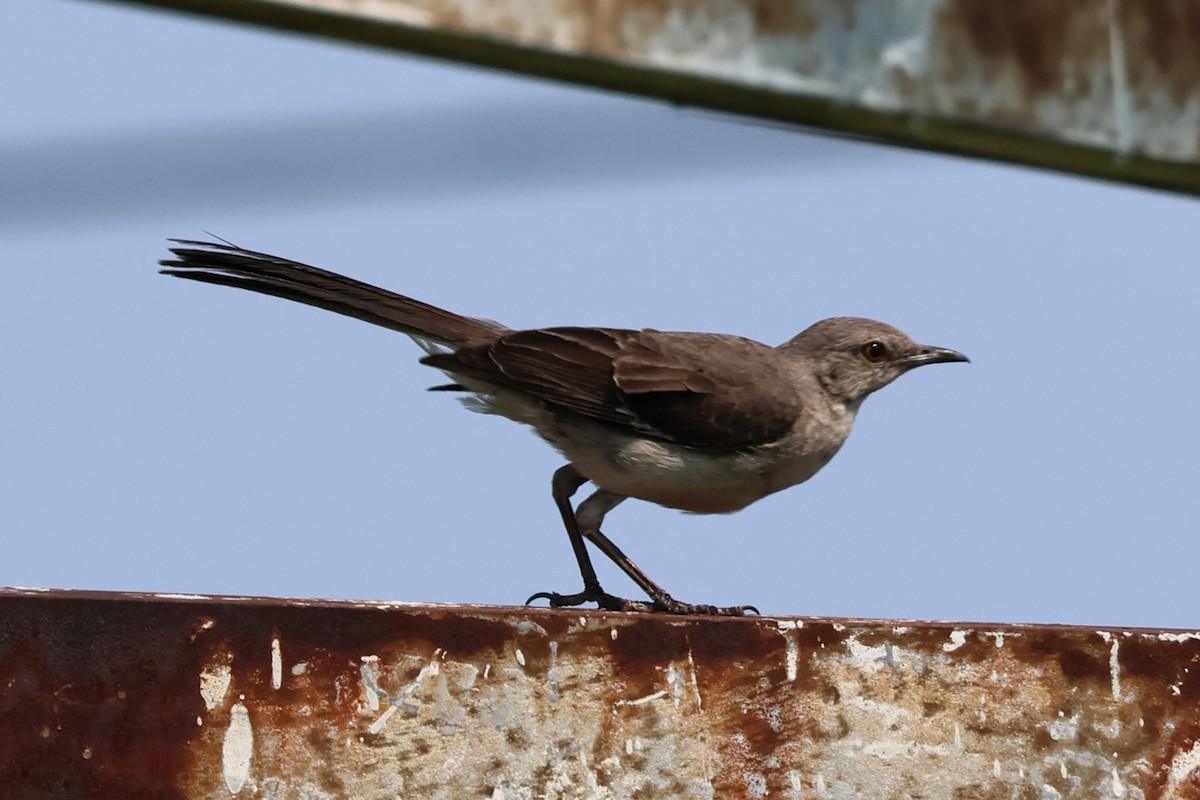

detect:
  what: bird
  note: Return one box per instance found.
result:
[160,239,968,615]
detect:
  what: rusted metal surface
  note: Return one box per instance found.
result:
[99,0,1200,195]
[3,589,1200,798]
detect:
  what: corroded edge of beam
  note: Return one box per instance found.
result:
[3,587,1200,798]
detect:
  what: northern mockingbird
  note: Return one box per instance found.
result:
[161,240,968,615]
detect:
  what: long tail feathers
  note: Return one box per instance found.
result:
[160,239,506,346]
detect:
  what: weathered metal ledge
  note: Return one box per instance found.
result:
[96,0,1200,196]
[2,587,1199,798]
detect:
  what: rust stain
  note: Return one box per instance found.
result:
[944,0,1079,96]
[1124,0,1200,105]
[3,590,1200,798]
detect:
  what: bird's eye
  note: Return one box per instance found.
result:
[862,341,887,362]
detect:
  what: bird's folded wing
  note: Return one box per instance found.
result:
[422,328,803,451]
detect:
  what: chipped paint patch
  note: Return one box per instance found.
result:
[199,662,231,711]
[1164,738,1200,798]
[271,636,282,690]
[222,703,253,794]
[943,629,968,652]
[367,703,398,735]
[359,655,382,711]
[785,633,799,682]
[845,636,892,673]
[512,620,547,636]
[1111,766,1125,797]
[1049,712,1080,742]
[616,690,667,707]
[1108,637,1121,701]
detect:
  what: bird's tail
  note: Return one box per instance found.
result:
[159,239,506,347]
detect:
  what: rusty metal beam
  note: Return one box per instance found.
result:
[93,0,1200,197]
[3,588,1200,798]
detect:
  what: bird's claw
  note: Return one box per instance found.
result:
[525,588,648,612]
[526,588,758,616]
[647,594,759,616]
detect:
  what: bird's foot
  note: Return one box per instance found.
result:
[646,592,759,617]
[526,587,757,616]
[526,587,652,613]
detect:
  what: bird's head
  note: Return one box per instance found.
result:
[782,317,968,407]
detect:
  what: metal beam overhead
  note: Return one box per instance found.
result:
[98,0,1200,196]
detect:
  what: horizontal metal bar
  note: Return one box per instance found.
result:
[97,0,1200,196]
[2,587,1199,797]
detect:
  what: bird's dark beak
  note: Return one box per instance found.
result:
[904,345,970,368]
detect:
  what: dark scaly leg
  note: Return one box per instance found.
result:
[525,465,643,612]
[575,490,757,616]
[526,465,757,616]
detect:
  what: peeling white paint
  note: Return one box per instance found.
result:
[745,770,767,799]
[547,641,560,703]
[1111,766,1126,797]
[786,769,802,792]
[1164,738,1200,798]
[845,637,892,673]
[685,647,704,712]
[1049,713,1079,742]
[666,662,683,704]
[616,690,667,707]
[360,657,381,711]
[271,636,283,690]
[785,633,799,682]
[367,703,398,735]
[1108,636,1121,700]
[943,630,968,652]
[199,663,231,711]
[222,703,253,794]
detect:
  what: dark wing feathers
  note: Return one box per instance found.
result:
[424,328,802,451]
[614,333,801,449]
[423,328,636,427]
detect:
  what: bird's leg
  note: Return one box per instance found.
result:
[525,465,641,612]
[574,491,757,616]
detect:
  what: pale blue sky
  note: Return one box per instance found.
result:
[3,0,1197,628]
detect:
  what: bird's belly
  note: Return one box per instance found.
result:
[562,436,831,514]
